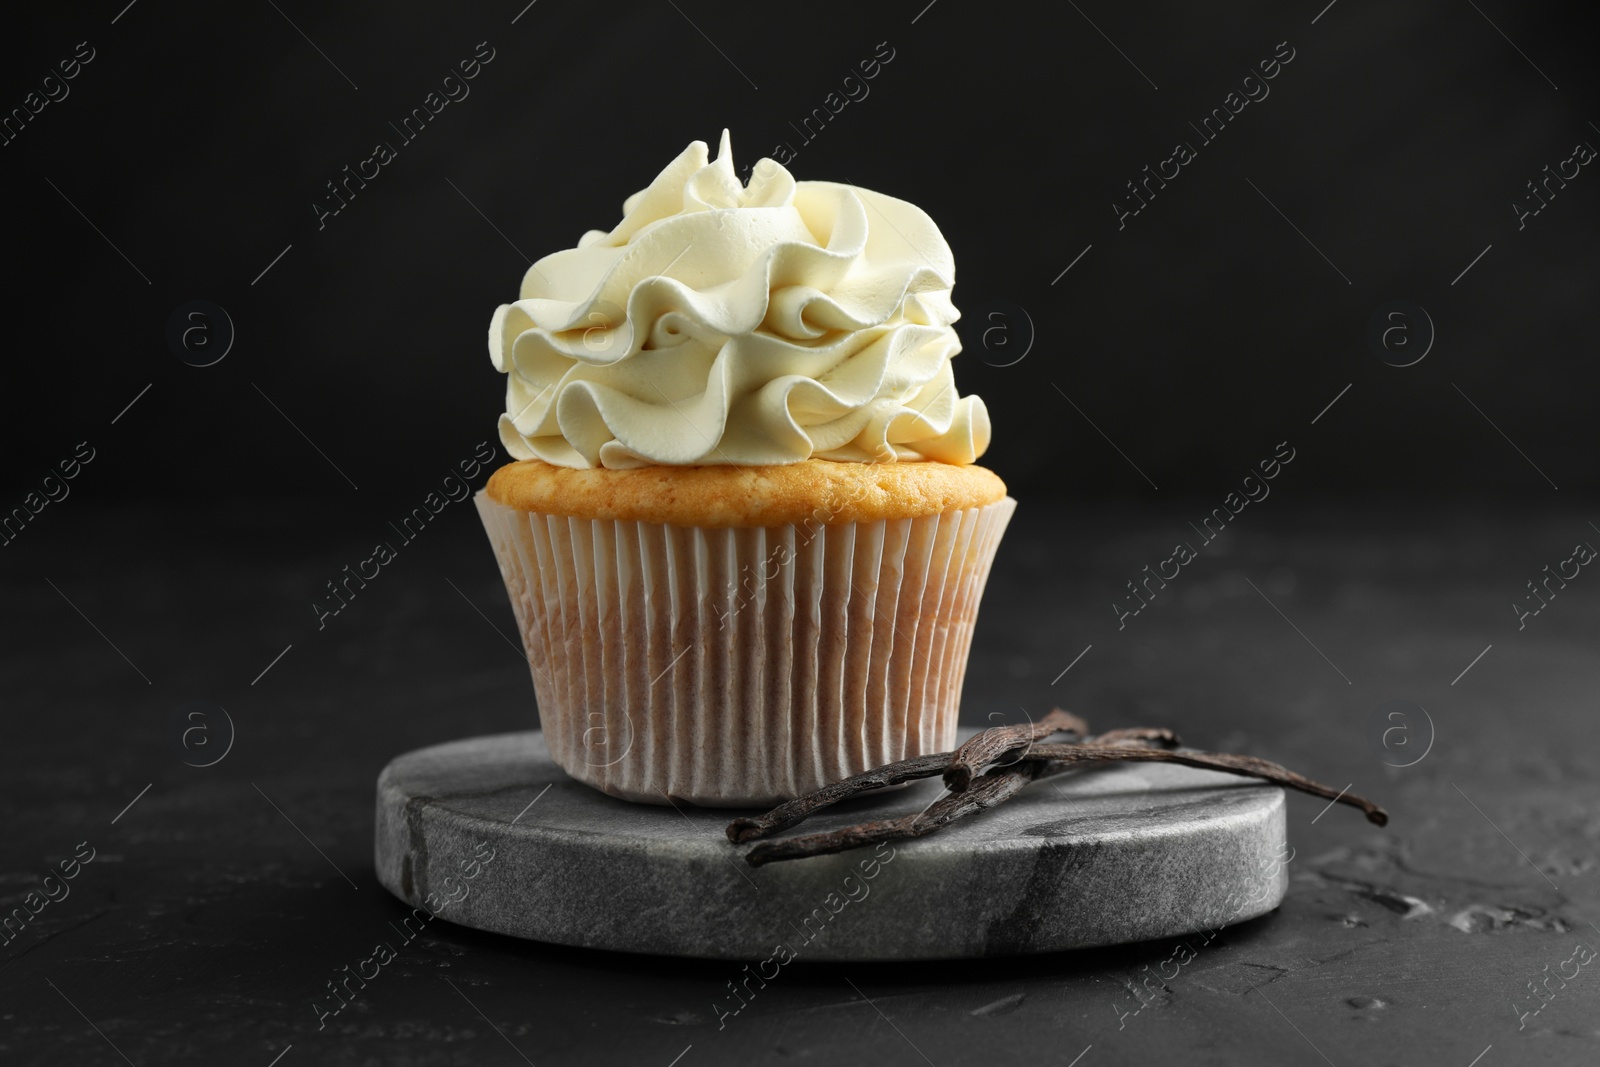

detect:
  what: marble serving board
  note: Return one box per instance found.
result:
[374,730,1287,961]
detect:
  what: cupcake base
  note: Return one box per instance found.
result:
[475,492,1015,805]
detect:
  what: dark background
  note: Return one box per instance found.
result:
[2,0,1595,502]
[4,3,1600,1066]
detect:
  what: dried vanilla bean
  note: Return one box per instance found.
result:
[728,718,1388,866]
[1081,727,1181,749]
[743,761,1053,867]
[942,707,1088,791]
[724,751,953,844]
[727,708,1088,843]
[1026,743,1388,825]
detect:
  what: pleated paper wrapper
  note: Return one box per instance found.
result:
[475,492,1016,806]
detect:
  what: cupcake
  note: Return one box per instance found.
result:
[475,131,1012,806]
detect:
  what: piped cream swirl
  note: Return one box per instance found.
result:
[490,131,989,469]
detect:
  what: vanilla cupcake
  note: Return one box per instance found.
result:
[475,132,1013,805]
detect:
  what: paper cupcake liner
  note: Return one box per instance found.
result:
[474,492,1016,806]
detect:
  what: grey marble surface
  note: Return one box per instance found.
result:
[374,731,1288,960]
[2,500,1597,1066]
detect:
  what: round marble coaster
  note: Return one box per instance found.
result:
[374,731,1287,961]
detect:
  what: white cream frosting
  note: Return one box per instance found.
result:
[490,131,990,469]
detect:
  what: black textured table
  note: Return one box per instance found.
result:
[3,499,1597,1066]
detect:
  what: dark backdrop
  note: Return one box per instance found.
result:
[3,0,1594,504]
[3,9,1599,1063]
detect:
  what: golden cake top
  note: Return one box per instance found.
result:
[484,458,1006,529]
